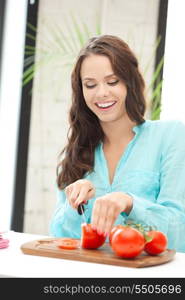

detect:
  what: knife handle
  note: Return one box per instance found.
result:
[77,203,85,215]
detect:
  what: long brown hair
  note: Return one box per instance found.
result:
[57,35,146,189]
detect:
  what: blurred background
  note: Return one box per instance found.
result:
[0,0,184,235]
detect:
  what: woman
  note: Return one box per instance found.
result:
[50,35,185,252]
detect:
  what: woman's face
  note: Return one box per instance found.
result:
[80,54,128,125]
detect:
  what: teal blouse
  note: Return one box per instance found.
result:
[50,120,185,252]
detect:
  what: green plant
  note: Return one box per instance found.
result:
[23,13,101,91]
[143,36,164,120]
[149,56,164,120]
[23,13,163,119]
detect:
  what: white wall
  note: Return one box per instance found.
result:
[0,0,27,231]
[161,0,185,123]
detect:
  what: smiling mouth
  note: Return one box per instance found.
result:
[95,101,116,110]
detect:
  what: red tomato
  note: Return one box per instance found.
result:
[144,230,168,255]
[111,226,145,258]
[81,223,106,249]
[57,238,80,250]
[109,225,124,245]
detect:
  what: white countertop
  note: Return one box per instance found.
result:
[0,231,185,278]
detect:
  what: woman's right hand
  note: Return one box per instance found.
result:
[65,179,95,209]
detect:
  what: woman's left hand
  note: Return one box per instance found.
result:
[91,192,133,236]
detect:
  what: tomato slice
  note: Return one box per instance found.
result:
[81,223,106,249]
[57,238,80,250]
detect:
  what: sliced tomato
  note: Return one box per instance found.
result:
[57,238,80,250]
[81,223,106,249]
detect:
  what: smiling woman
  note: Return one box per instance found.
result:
[81,55,128,125]
[49,35,185,253]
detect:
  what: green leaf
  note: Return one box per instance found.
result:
[52,22,76,54]
[143,35,162,75]
[70,12,85,47]
[151,79,163,102]
[22,71,35,86]
[25,45,36,50]
[26,33,36,42]
[148,56,164,91]
[27,22,37,33]
[95,13,101,35]
[144,234,153,243]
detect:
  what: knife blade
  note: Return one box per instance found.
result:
[77,203,87,224]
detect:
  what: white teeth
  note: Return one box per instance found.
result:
[96,101,115,108]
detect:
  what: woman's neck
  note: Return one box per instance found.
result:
[101,116,137,146]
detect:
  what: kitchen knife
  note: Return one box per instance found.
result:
[77,203,87,224]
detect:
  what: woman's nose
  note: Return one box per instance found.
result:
[96,83,109,98]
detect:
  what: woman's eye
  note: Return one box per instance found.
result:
[85,84,96,89]
[108,80,119,86]
[84,80,119,89]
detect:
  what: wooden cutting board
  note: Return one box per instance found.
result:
[20,238,176,268]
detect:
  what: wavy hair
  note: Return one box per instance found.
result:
[57,35,146,189]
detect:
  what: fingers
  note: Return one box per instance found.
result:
[92,193,127,236]
[92,196,117,236]
[65,180,95,209]
[74,186,92,208]
[92,197,107,235]
[69,186,81,208]
[103,210,117,236]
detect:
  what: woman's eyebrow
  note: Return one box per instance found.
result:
[105,73,116,79]
[82,73,116,81]
[82,77,95,81]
